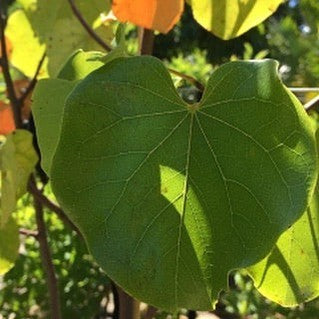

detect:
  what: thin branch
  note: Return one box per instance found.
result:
[33,192,62,319]
[28,179,82,236]
[168,68,205,92]
[0,7,23,128]
[67,0,112,52]
[19,52,46,103]
[138,28,155,55]
[111,282,120,319]
[19,228,39,237]
[289,87,319,93]
[142,306,157,319]
[304,95,319,111]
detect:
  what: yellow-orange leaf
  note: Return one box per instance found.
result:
[0,103,15,135]
[112,0,184,33]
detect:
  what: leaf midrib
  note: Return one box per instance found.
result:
[175,112,195,308]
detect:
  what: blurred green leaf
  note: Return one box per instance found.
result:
[6,0,113,77]
[0,130,38,226]
[188,0,283,40]
[0,217,19,276]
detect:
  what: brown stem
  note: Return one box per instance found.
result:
[68,0,112,52]
[28,179,81,236]
[112,282,120,319]
[19,228,39,237]
[138,28,155,55]
[34,192,62,319]
[117,286,140,319]
[138,28,204,93]
[167,68,205,92]
[0,7,23,128]
[19,52,46,103]
[142,305,157,319]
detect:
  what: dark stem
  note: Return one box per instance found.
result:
[19,228,39,237]
[0,6,23,128]
[34,190,62,319]
[142,305,157,319]
[187,310,197,319]
[19,52,46,103]
[112,282,120,319]
[168,68,205,92]
[139,28,155,55]
[68,0,112,52]
[138,27,204,92]
[28,179,82,236]
[117,285,140,319]
[213,301,240,319]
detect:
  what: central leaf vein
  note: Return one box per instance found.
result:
[175,112,194,308]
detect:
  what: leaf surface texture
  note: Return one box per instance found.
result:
[50,56,317,311]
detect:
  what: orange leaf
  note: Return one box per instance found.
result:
[0,102,15,135]
[112,0,184,33]
[0,80,31,135]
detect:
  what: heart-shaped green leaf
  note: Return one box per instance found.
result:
[50,56,317,311]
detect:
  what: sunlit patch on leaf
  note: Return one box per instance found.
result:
[188,0,283,40]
